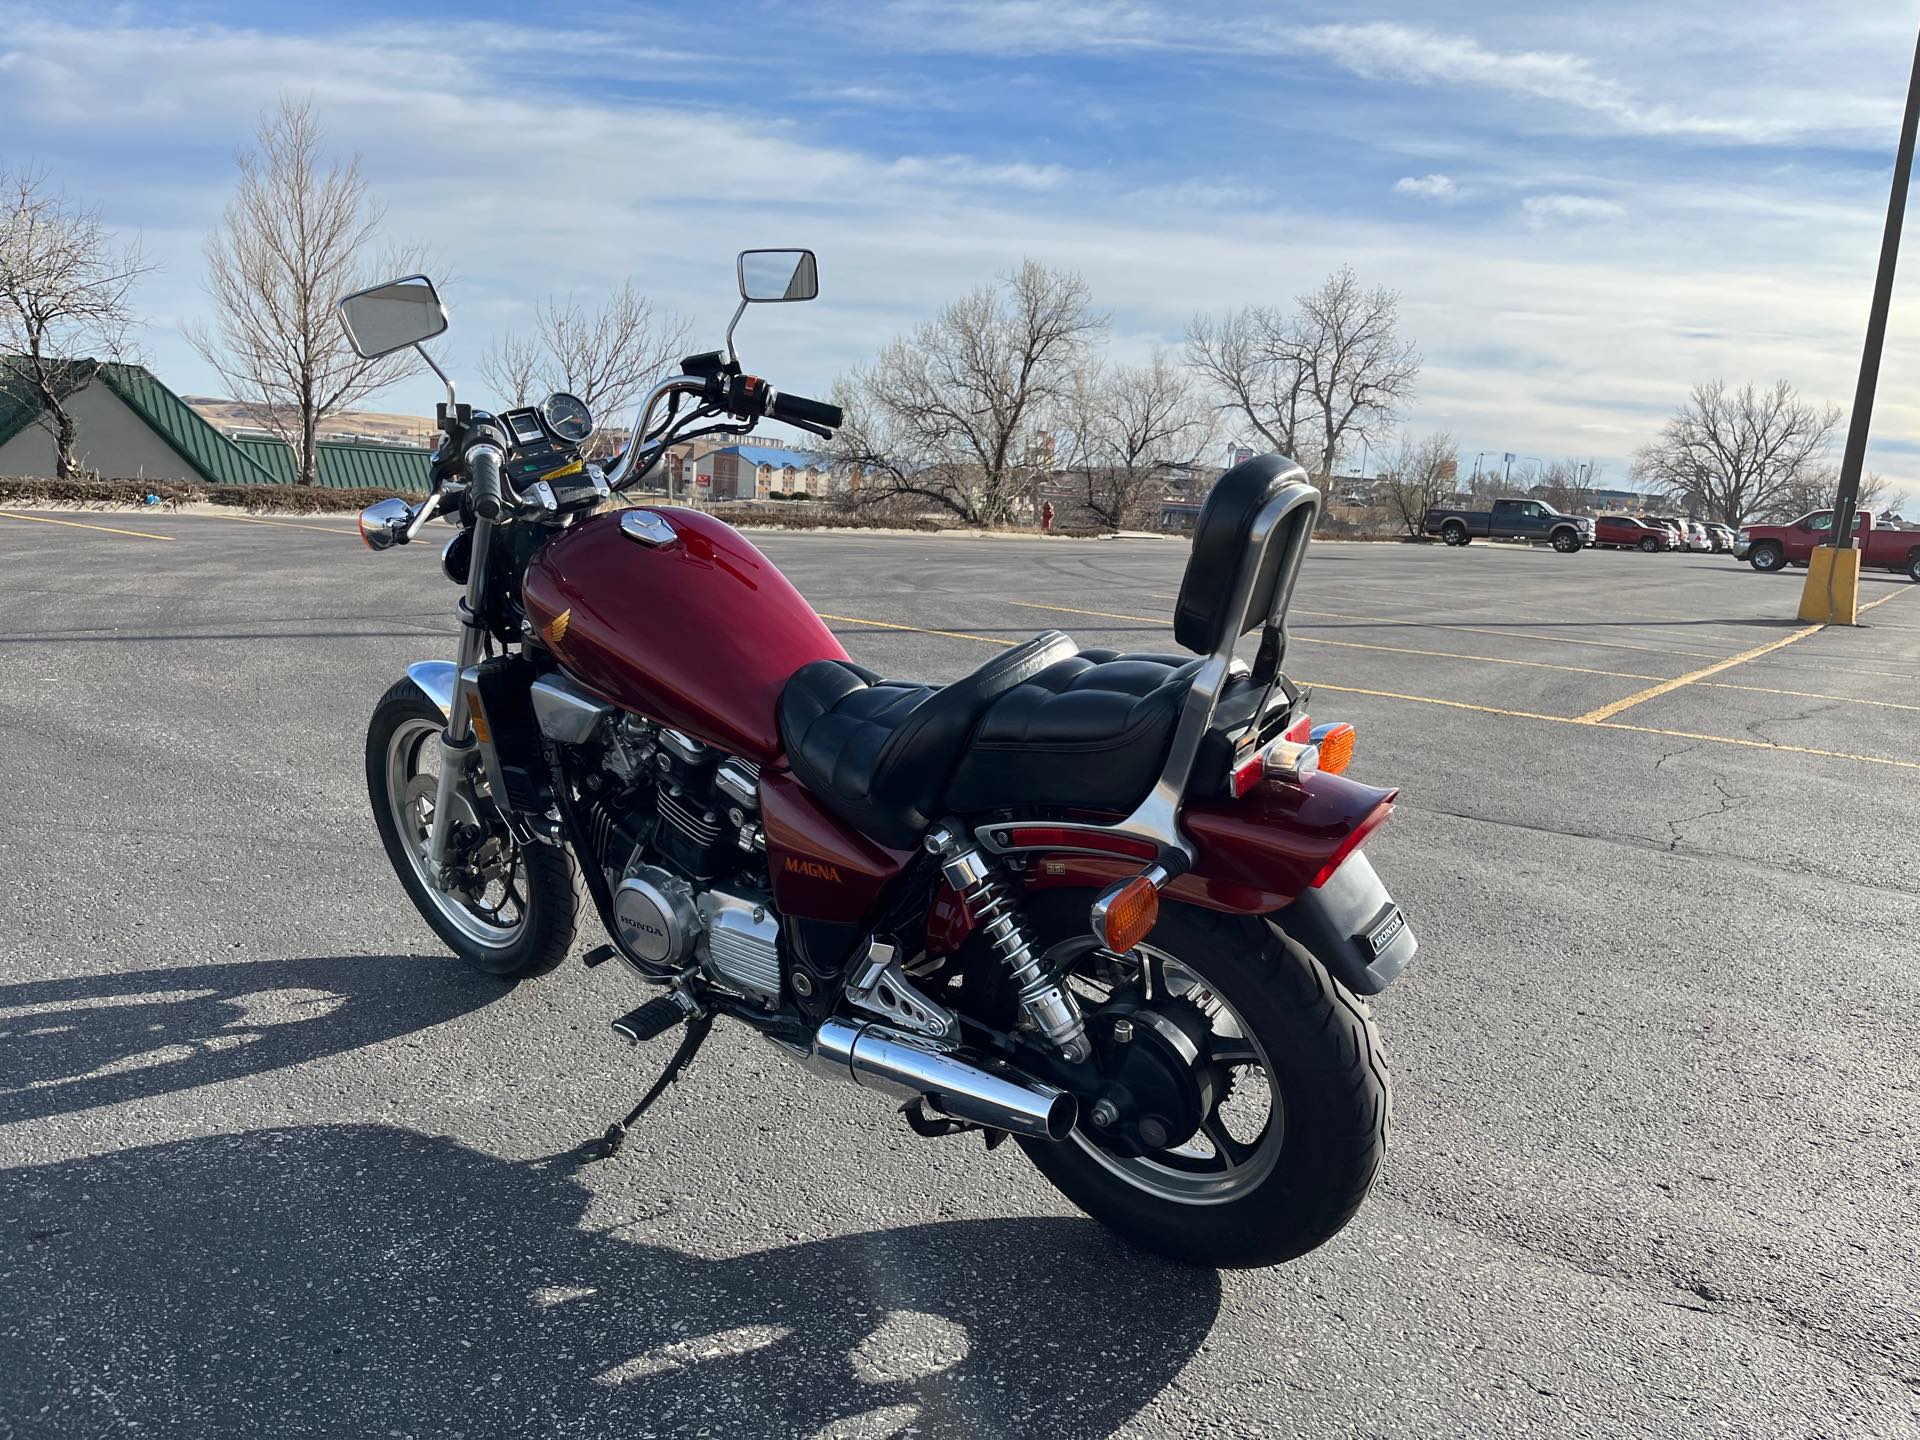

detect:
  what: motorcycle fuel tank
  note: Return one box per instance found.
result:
[522,507,849,765]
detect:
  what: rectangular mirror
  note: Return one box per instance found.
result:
[737,249,818,303]
[336,275,449,359]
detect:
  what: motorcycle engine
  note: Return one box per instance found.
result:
[591,716,782,1005]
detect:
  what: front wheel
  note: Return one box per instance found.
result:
[1551,529,1581,553]
[1907,551,1920,583]
[1749,543,1784,573]
[1013,897,1390,1269]
[366,679,579,979]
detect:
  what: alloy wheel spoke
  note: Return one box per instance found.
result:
[1209,1037,1260,1067]
[1202,1114,1255,1170]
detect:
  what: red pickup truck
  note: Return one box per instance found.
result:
[1736,511,1920,582]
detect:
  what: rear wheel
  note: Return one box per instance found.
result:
[1750,543,1785,573]
[1008,895,1390,1269]
[1907,551,1920,583]
[1441,520,1468,547]
[366,680,578,979]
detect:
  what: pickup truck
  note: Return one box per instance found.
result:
[1735,510,1920,581]
[1424,498,1593,553]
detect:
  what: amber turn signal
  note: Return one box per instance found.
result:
[1091,875,1160,954]
[1312,722,1356,776]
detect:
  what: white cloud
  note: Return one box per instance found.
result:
[1394,174,1460,202]
[1521,194,1628,225]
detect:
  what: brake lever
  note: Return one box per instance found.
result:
[786,417,834,440]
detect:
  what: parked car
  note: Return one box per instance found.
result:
[1593,515,1672,552]
[1424,498,1593,553]
[1736,510,1920,580]
[1686,521,1714,552]
[1645,515,1690,552]
[1705,522,1736,553]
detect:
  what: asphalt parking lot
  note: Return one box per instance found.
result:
[2,506,1917,1438]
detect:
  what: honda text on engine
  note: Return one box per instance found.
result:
[339,252,1417,1269]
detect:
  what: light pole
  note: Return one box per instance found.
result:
[1803,21,1920,623]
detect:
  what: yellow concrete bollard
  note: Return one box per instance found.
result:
[1796,544,1862,624]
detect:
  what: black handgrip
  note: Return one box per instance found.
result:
[770,389,842,431]
[466,442,506,520]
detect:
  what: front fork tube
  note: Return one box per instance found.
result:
[425,515,495,891]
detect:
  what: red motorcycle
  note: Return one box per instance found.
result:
[340,252,1415,1269]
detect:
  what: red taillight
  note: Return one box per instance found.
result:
[1005,826,1159,860]
[1310,800,1394,888]
[1284,713,1312,743]
[1229,751,1266,799]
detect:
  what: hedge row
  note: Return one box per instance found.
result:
[0,475,409,514]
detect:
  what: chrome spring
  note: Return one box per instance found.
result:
[930,829,1089,1063]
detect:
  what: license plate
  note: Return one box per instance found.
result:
[1363,906,1406,957]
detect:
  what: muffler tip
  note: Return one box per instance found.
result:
[1042,1092,1078,1142]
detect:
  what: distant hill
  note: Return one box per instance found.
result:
[183,396,434,449]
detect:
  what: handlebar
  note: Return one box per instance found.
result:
[466,441,506,521]
[770,389,843,432]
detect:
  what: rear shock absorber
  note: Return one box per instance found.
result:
[927,827,1089,1063]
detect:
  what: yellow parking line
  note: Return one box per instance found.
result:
[1703,680,1920,712]
[1577,623,1826,722]
[225,514,360,536]
[1000,597,1665,681]
[0,510,174,541]
[1302,681,1920,771]
[1146,595,1728,660]
[817,612,1015,647]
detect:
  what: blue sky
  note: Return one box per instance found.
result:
[4,1,1919,504]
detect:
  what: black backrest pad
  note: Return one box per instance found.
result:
[1173,454,1320,655]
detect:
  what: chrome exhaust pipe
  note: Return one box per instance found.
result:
[813,1019,1077,1142]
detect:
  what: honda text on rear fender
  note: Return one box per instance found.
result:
[338,252,1416,1270]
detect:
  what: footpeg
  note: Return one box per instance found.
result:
[612,993,693,1045]
[583,943,619,969]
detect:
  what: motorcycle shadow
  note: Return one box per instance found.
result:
[1,1123,1221,1438]
[0,954,495,1125]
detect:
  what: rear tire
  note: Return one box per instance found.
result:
[1442,520,1468,547]
[1015,898,1390,1270]
[1907,551,1920,583]
[1750,543,1784,572]
[366,679,578,979]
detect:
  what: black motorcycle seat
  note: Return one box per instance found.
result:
[943,649,1202,816]
[778,631,1077,850]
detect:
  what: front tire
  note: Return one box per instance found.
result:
[366,679,578,979]
[1750,543,1784,573]
[1907,551,1920,583]
[1552,529,1581,553]
[1639,536,1660,553]
[1014,898,1390,1269]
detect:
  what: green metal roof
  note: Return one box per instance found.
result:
[0,356,280,487]
[234,435,430,493]
[95,364,282,488]
[232,436,297,485]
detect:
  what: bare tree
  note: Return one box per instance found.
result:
[1380,432,1460,537]
[1186,266,1419,486]
[832,260,1106,525]
[0,168,152,479]
[1633,380,1841,524]
[1183,307,1318,470]
[480,283,689,455]
[1768,464,1889,521]
[1531,459,1595,514]
[1057,350,1212,530]
[189,97,421,485]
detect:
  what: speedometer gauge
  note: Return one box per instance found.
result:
[541,391,593,444]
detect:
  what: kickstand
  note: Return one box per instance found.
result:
[580,1012,715,1163]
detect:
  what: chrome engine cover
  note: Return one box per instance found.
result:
[697,888,782,1003]
[613,865,701,967]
